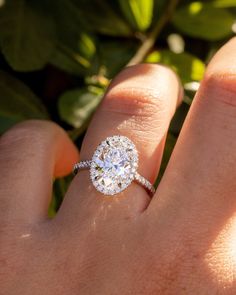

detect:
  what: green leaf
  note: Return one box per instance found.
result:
[172,2,234,41]
[152,0,167,24]
[91,40,138,79]
[69,0,132,36]
[145,50,205,83]
[0,71,48,134]
[50,45,90,76]
[50,33,96,76]
[118,0,153,31]
[211,0,236,8]
[78,33,96,60]
[48,0,97,75]
[58,88,103,128]
[0,0,56,71]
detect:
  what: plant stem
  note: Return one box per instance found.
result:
[127,0,179,66]
[58,43,90,68]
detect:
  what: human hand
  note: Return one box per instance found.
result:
[1,38,236,295]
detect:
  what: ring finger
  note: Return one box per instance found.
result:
[58,64,182,224]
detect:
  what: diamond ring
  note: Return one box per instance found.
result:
[73,135,155,197]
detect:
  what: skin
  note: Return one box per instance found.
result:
[1,38,236,295]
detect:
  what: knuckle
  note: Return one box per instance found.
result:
[202,70,236,107]
[0,120,61,153]
[104,87,167,118]
[103,63,178,118]
[102,87,170,141]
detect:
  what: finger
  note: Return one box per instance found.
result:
[59,64,182,223]
[0,120,78,225]
[150,38,236,234]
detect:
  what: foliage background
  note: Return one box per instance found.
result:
[0,0,235,216]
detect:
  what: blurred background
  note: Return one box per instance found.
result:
[0,0,235,216]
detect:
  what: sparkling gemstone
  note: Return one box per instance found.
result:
[90,136,138,195]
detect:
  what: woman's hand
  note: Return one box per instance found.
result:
[1,38,236,295]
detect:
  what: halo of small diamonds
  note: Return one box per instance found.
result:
[90,135,138,196]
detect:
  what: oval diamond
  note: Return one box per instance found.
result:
[90,135,138,196]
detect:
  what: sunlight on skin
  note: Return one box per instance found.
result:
[90,201,118,231]
[205,214,236,288]
[113,87,170,144]
[20,233,31,239]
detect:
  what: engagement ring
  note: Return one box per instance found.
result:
[73,135,155,197]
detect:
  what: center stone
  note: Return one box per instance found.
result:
[90,136,138,195]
